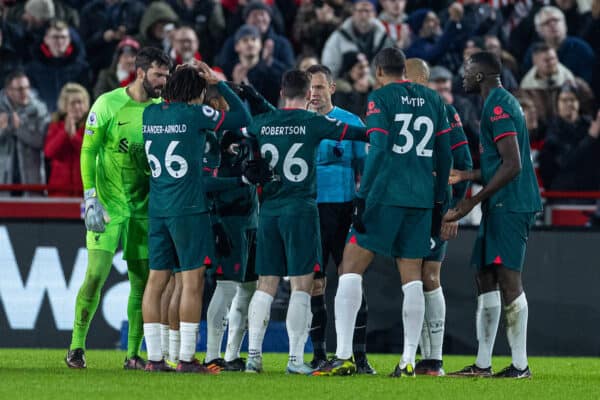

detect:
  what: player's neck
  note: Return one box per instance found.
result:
[315,103,334,115]
[127,81,150,103]
[480,80,503,101]
[282,98,308,110]
[379,74,407,86]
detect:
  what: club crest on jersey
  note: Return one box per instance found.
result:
[87,112,97,126]
[490,106,509,122]
[366,101,380,116]
[202,105,220,121]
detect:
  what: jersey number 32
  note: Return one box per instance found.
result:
[392,113,434,157]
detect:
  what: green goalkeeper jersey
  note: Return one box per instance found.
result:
[80,87,161,223]
[246,108,367,216]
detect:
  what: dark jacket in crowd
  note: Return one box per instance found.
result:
[405,20,466,73]
[25,42,91,112]
[538,116,600,190]
[0,21,24,86]
[135,1,179,50]
[79,0,145,74]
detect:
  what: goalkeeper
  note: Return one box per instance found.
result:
[65,47,171,370]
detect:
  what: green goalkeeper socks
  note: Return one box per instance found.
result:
[70,250,114,351]
[126,259,149,358]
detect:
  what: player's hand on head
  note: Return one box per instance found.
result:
[352,197,367,234]
[196,61,222,85]
[440,221,459,241]
[83,188,110,233]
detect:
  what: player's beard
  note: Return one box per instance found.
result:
[143,77,163,99]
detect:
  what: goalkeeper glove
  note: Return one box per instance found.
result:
[213,222,233,258]
[241,158,275,185]
[83,188,110,232]
[352,197,366,234]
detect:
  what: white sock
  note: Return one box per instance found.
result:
[424,287,446,361]
[286,290,312,365]
[168,329,180,364]
[179,322,198,362]
[419,320,431,359]
[400,281,425,368]
[505,292,528,370]
[225,281,255,362]
[334,273,363,360]
[160,324,169,359]
[247,290,273,358]
[205,280,238,362]
[475,290,501,369]
[143,323,162,362]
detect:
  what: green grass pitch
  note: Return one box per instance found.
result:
[1,350,599,400]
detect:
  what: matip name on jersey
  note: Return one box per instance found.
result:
[401,96,426,107]
[142,124,188,134]
[260,125,307,136]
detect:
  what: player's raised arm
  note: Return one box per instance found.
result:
[227,82,276,115]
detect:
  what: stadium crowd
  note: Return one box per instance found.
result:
[0,0,599,208]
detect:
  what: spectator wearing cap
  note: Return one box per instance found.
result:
[378,0,411,49]
[165,0,226,65]
[538,83,600,191]
[332,51,374,118]
[79,0,145,76]
[230,24,286,105]
[135,1,179,50]
[43,82,89,197]
[404,7,465,72]
[321,0,395,79]
[523,6,595,84]
[93,36,139,99]
[0,70,50,196]
[429,65,481,167]
[215,1,295,81]
[293,0,349,57]
[25,19,90,112]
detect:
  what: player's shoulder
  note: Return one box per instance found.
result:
[484,87,522,117]
[94,87,128,107]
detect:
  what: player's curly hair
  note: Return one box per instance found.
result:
[164,66,207,103]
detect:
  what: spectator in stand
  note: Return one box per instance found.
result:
[135,1,178,50]
[523,6,595,84]
[378,0,411,49]
[25,19,90,112]
[7,0,80,28]
[332,51,373,118]
[230,24,286,105]
[294,0,346,57]
[429,65,481,167]
[554,0,586,36]
[44,82,88,197]
[297,54,320,71]
[216,1,294,81]
[93,36,139,99]
[0,70,49,195]
[0,20,24,86]
[404,6,466,72]
[520,42,595,122]
[78,0,145,77]
[222,0,285,36]
[516,94,545,156]
[321,0,395,79]
[440,0,504,41]
[484,34,519,81]
[580,0,600,105]
[166,0,226,65]
[538,83,600,191]
[170,26,201,66]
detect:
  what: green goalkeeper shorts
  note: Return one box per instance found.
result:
[86,216,149,260]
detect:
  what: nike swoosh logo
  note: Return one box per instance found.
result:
[118,121,130,126]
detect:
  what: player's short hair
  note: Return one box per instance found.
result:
[164,66,207,103]
[373,47,406,77]
[3,69,27,88]
[531,42,552,56]
[469,51,502,75]
[135,47,172,72]
[306,64,333,83]
[281,69,310,100]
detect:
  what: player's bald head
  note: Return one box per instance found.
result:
[405,58,430,85]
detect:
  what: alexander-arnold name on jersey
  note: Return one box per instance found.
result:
[143,124,188,134]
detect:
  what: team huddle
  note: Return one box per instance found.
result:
[64,45,541,379]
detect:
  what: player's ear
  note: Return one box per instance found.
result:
[329,81,336,95]
[476,72,484,82]
[305,89,311,102]
[136,67,145,81]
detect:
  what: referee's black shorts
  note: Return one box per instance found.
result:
[315,201,353,279]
